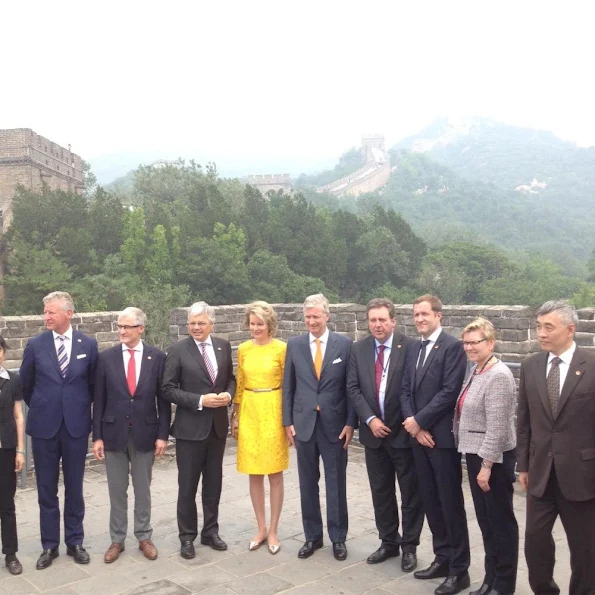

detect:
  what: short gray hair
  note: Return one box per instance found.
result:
[303,293,329,314]
[119,307,147,327]
[188,301,216,323]
[536,300,578,326]
[43,291,74,312]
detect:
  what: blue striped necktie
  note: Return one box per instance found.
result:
[57,335,69,378]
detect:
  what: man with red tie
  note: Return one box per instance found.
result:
[93,307,171,563]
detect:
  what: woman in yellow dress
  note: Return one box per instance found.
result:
[231,301,288,554]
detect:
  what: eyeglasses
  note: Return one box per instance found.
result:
[117,324,142,331]
[462,338,487,347]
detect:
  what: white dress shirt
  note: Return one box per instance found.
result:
[194,336,219,410]
[547,341,576,393]
[309,328,330,362]
[122,341,143,385]
[53,326,73,362]
[418,327,442,367]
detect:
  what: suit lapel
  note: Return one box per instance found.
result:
[320,333,339,377]
[187,337,210,381]
[557,349,587,416]
[534,352,552,420]
[415,334,441,389]
[299,334,317,380]
[43,331,63,378]
[212,337,224,382]
[135,343,155,396]
[365,336,377,390]
[385,334,404,392]
[113,346,129,393]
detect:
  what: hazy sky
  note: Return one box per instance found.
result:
[2,1,593,182]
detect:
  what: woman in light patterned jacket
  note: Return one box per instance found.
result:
[454,318,518,595]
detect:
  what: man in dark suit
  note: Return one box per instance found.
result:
[162,301,235,560]
[399,294,468,595]
[20,291,98,569]
[517,300,595,595]
[92,307,171,563]
[282,293,356,561]
[347,298,423,573]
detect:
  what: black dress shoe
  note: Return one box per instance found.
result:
[36,548,59,570]
[332,542,347,561]
[180,540,195,559]
[367,545,400,564]
[67,545,90,564]
[414,561,449,580]
[5,555,23,575]
[200,534,227,551]
[469,583,492,595]
[297,539,323,559]
[435,572,471,595]
[401,552,418,572]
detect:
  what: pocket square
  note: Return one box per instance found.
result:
[332,357,342,364]
[76,353,87,359]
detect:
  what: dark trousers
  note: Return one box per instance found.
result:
[32,422,88,549]
[365,442,424,553]
[175,430,226,542]
[525,466,595,595]
[413,445,470,575]
[0,449,18,555]
[466,450,518,593]
[296,415,348,542]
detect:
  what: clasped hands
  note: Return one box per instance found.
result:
[202,392,232,408]
[403,416,435,448]
[284,424,354,450]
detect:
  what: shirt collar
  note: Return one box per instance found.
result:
[0,366,9,380]
[310,328,330,345]
[194,336,213,348]
[122,341,144,354]
[548,341,576,365]
[53,326,73,341]
[375,333,394,350]
[422,327,442,344]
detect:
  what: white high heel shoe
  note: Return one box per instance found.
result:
[249,537,267,551]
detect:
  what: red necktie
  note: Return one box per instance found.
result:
[375,345,386,412]
[127,349,137,396]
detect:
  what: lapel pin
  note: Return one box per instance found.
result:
[397,344,401,348]
[217,347,222,351]
[434,345,439,349]
[147,356,152,360]
[576,370,581,375]
[77,339,82,343]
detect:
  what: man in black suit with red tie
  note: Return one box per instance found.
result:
[162,301,235,560]
[347,298,424,573]
[400,295,468,595]
[92,307,171,563]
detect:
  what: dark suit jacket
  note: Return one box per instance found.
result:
[162,336,236,441]
[517,347,595,501]
[93,343,171,452]
[20,329,98,439]
[347,332,413,449]
[399,329,467,448]
[0,371,22,449]
[282,332,356,443]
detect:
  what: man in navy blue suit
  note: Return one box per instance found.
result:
[20,291,98,569]
[282,293,356,561]
[400,295,469,595]
[92,307,171,564]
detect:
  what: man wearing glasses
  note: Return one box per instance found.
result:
[162,302,235,559]
[92,307,171,563]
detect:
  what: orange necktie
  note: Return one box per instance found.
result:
[314,338,323,379]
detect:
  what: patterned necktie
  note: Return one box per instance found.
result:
[314,338,323,379]
[127,349,137,396]
[547,356,562,418]
[417,340,430,369]
[57,336,68,378]
[375,345,386,413]
[200,342,217,385]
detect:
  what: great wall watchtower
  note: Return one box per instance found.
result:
[245,174,292,196]
[0,128,84,233]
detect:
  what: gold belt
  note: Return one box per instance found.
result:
[245,387,280,393]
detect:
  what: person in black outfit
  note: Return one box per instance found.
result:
[0,335,25,575]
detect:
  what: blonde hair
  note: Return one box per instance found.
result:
[43,291,74,312]
[461,317,496,342]
[245,301,278,337]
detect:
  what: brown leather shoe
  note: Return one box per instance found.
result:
[104,543,125,564]
[138,539,158,560]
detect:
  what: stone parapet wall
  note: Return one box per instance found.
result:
[2,305,595,370]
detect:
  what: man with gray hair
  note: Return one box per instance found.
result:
[20,291,98,569]
[162,301,235,560]
[517,300,595,595]
[92,307,171,563]
[283,294,356,561]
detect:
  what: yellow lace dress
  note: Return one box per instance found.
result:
[235,339,289,475]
